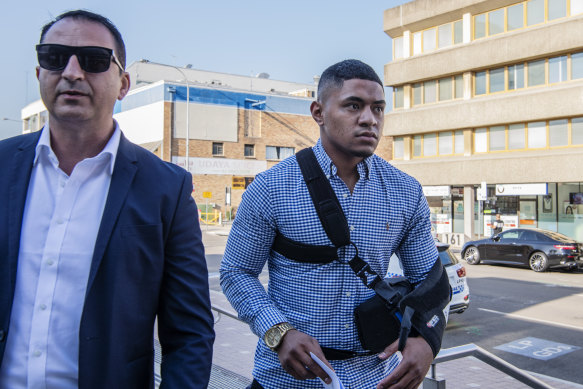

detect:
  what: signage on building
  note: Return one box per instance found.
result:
[202,191,212,199]
[172,156,267,176]
[477,182,487,201]
[232,177,245,189]
[422,186,450,197]
[495,183,548,196]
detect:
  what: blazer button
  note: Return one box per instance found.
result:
[0,330,5,342]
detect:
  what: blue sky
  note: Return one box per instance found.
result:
[0,0,411,139]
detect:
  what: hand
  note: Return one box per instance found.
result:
[376,336,433,389]
[276,329,332,385]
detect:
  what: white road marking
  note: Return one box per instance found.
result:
[478,308,583,331]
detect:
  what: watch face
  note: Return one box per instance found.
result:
[265,328,281,348]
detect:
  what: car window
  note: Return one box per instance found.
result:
[542,231,573,242]
[519,230,537,241]
[500,230,519,240]
[438,249,458,266]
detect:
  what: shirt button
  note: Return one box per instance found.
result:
[56,218,64,225]
[33,350,41,357]
[343,194,348,198]
[326,174,330,179]
[39,304,47,311]
[350,226,355,231]
[47,259,54,266]
[345,292,351,297]
[344,324,350,329]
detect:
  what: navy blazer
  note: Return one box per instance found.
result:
[0,131,215,388]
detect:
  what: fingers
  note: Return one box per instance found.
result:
[376,337,434,389]
[277,330,332,384]
[378,338,399,360]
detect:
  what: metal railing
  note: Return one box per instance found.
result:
[426,343,554,389]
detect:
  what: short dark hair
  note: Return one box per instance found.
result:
[317,59,383,101]
[39,10,126,70]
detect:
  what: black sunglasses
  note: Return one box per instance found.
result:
[36,44,124,73]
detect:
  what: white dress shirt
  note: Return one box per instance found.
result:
[0,124,120,388]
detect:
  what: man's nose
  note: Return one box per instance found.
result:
[358,106,378,127]
[61,54,85,80]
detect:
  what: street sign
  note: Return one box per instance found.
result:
[202,191,212,199]
[477,182,487,201]
[495,337,580,361]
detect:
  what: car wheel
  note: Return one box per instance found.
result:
[529,252,549,272]
[464,246,481,265]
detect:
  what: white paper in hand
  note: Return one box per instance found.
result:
[309,352,345,389]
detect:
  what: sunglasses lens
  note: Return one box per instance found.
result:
[36,45,114,73]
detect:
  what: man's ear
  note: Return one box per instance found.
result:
[36,66,40,80]
[310,100,324,126]
[117,71,131,100]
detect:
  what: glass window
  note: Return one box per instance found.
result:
[454,20,463,44]
[527,121,547,149]
[527,0,545,26]
[475,128,488,153]
[454,75,464,98]
[549,55,567,83]
[394,86,404,109]
[438,24,452,48]
[454,130,464,154]
[424,80,436,103]
[508,124,526,149]
[508,64,524,89]
[490,126,506,151]
[548,0,567,20]
[474,14,486,39]
[423,28,436,52]
[266,146,294,160]
[394,137,404,159]
[424,133,437,156]
[244,144,255,157]
[413,135,422,157]
[413,32,422,55]
[572,52,583,79]
[572,0,583,15]
[507,3,524,30]
[475,71,486,95]
[413,83,422,105]
[439,77,452,101]
[489,67,505,93]
[527,59,545,86]
[572,117,583,145]
[439,131,453,155]
[488,8,505,35]
[549,119,568,147]
[394,36,404,59]
[212,142,224,156]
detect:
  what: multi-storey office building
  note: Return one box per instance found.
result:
[21,60,393,216]
[384,0,583,243]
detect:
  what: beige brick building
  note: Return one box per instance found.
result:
[383,0,583,243]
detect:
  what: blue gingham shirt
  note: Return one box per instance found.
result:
[220,140,438,389]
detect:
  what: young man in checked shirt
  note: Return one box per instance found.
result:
[221,60,441,389]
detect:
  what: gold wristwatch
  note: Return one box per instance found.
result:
[264,322,295,351]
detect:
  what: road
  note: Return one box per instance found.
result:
[203,228,583,385]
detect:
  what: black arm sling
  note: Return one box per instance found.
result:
[272,148,451,358]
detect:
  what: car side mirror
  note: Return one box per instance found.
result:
[493,235,501,242]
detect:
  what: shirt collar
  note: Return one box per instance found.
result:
[34,121,121,175]
[312,139,371,180]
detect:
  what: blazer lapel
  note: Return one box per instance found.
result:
[86,134,138,292]
[7,133,40,290]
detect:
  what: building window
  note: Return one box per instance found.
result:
[549,119,568,147]
[527,0,545,26]
[527,121,547,149]
[438,77,452,101]
[507,3,524,30]
[454,75,464,98]
[572,0,583,15]
[244,144,255,157]
[393,137,404,159]
[489,67,505,93]
[454,20,463,44]
[548,0,567,20]
[527,59,545,86]
[549,55,567,83]
[413,32,422,55]
[212,142,224,156]
[474,128,488,153]
[438,23,452,48]
[571,52,583,79]
[454,130,464,154]
[424,80,436,103]
[508,124,526,149]
[488,8,505,35]
[412,83,422,105]
[474,13,486,39]
[572,117,583,145]
[393,36,404,60]
[489,126,506,151]
[423,28,437,52]
[394,86,404,109]
[508,64,525,90]
[439,131,453,155]
[413,135,422,157]
[475,71,487,95]
[266,146,294,160]
[424,133,437,156]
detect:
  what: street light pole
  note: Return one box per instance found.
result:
[167,65,190,172]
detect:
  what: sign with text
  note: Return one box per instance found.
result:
[495,337,580,360]
[202,191,212,199]
[496,183,548,196]
[423,186,450,197]
[172,156,267,176]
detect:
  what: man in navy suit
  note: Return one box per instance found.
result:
[0,10,214,388]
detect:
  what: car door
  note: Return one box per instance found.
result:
[488,230,522,263]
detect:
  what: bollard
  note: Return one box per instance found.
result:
[423,377,446,389]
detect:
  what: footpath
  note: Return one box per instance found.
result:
[203,224,583,389]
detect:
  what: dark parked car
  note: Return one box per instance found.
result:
[461,228,583,272]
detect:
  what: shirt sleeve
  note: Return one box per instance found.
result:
[395,182,439,285]
[219,173,288,338]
